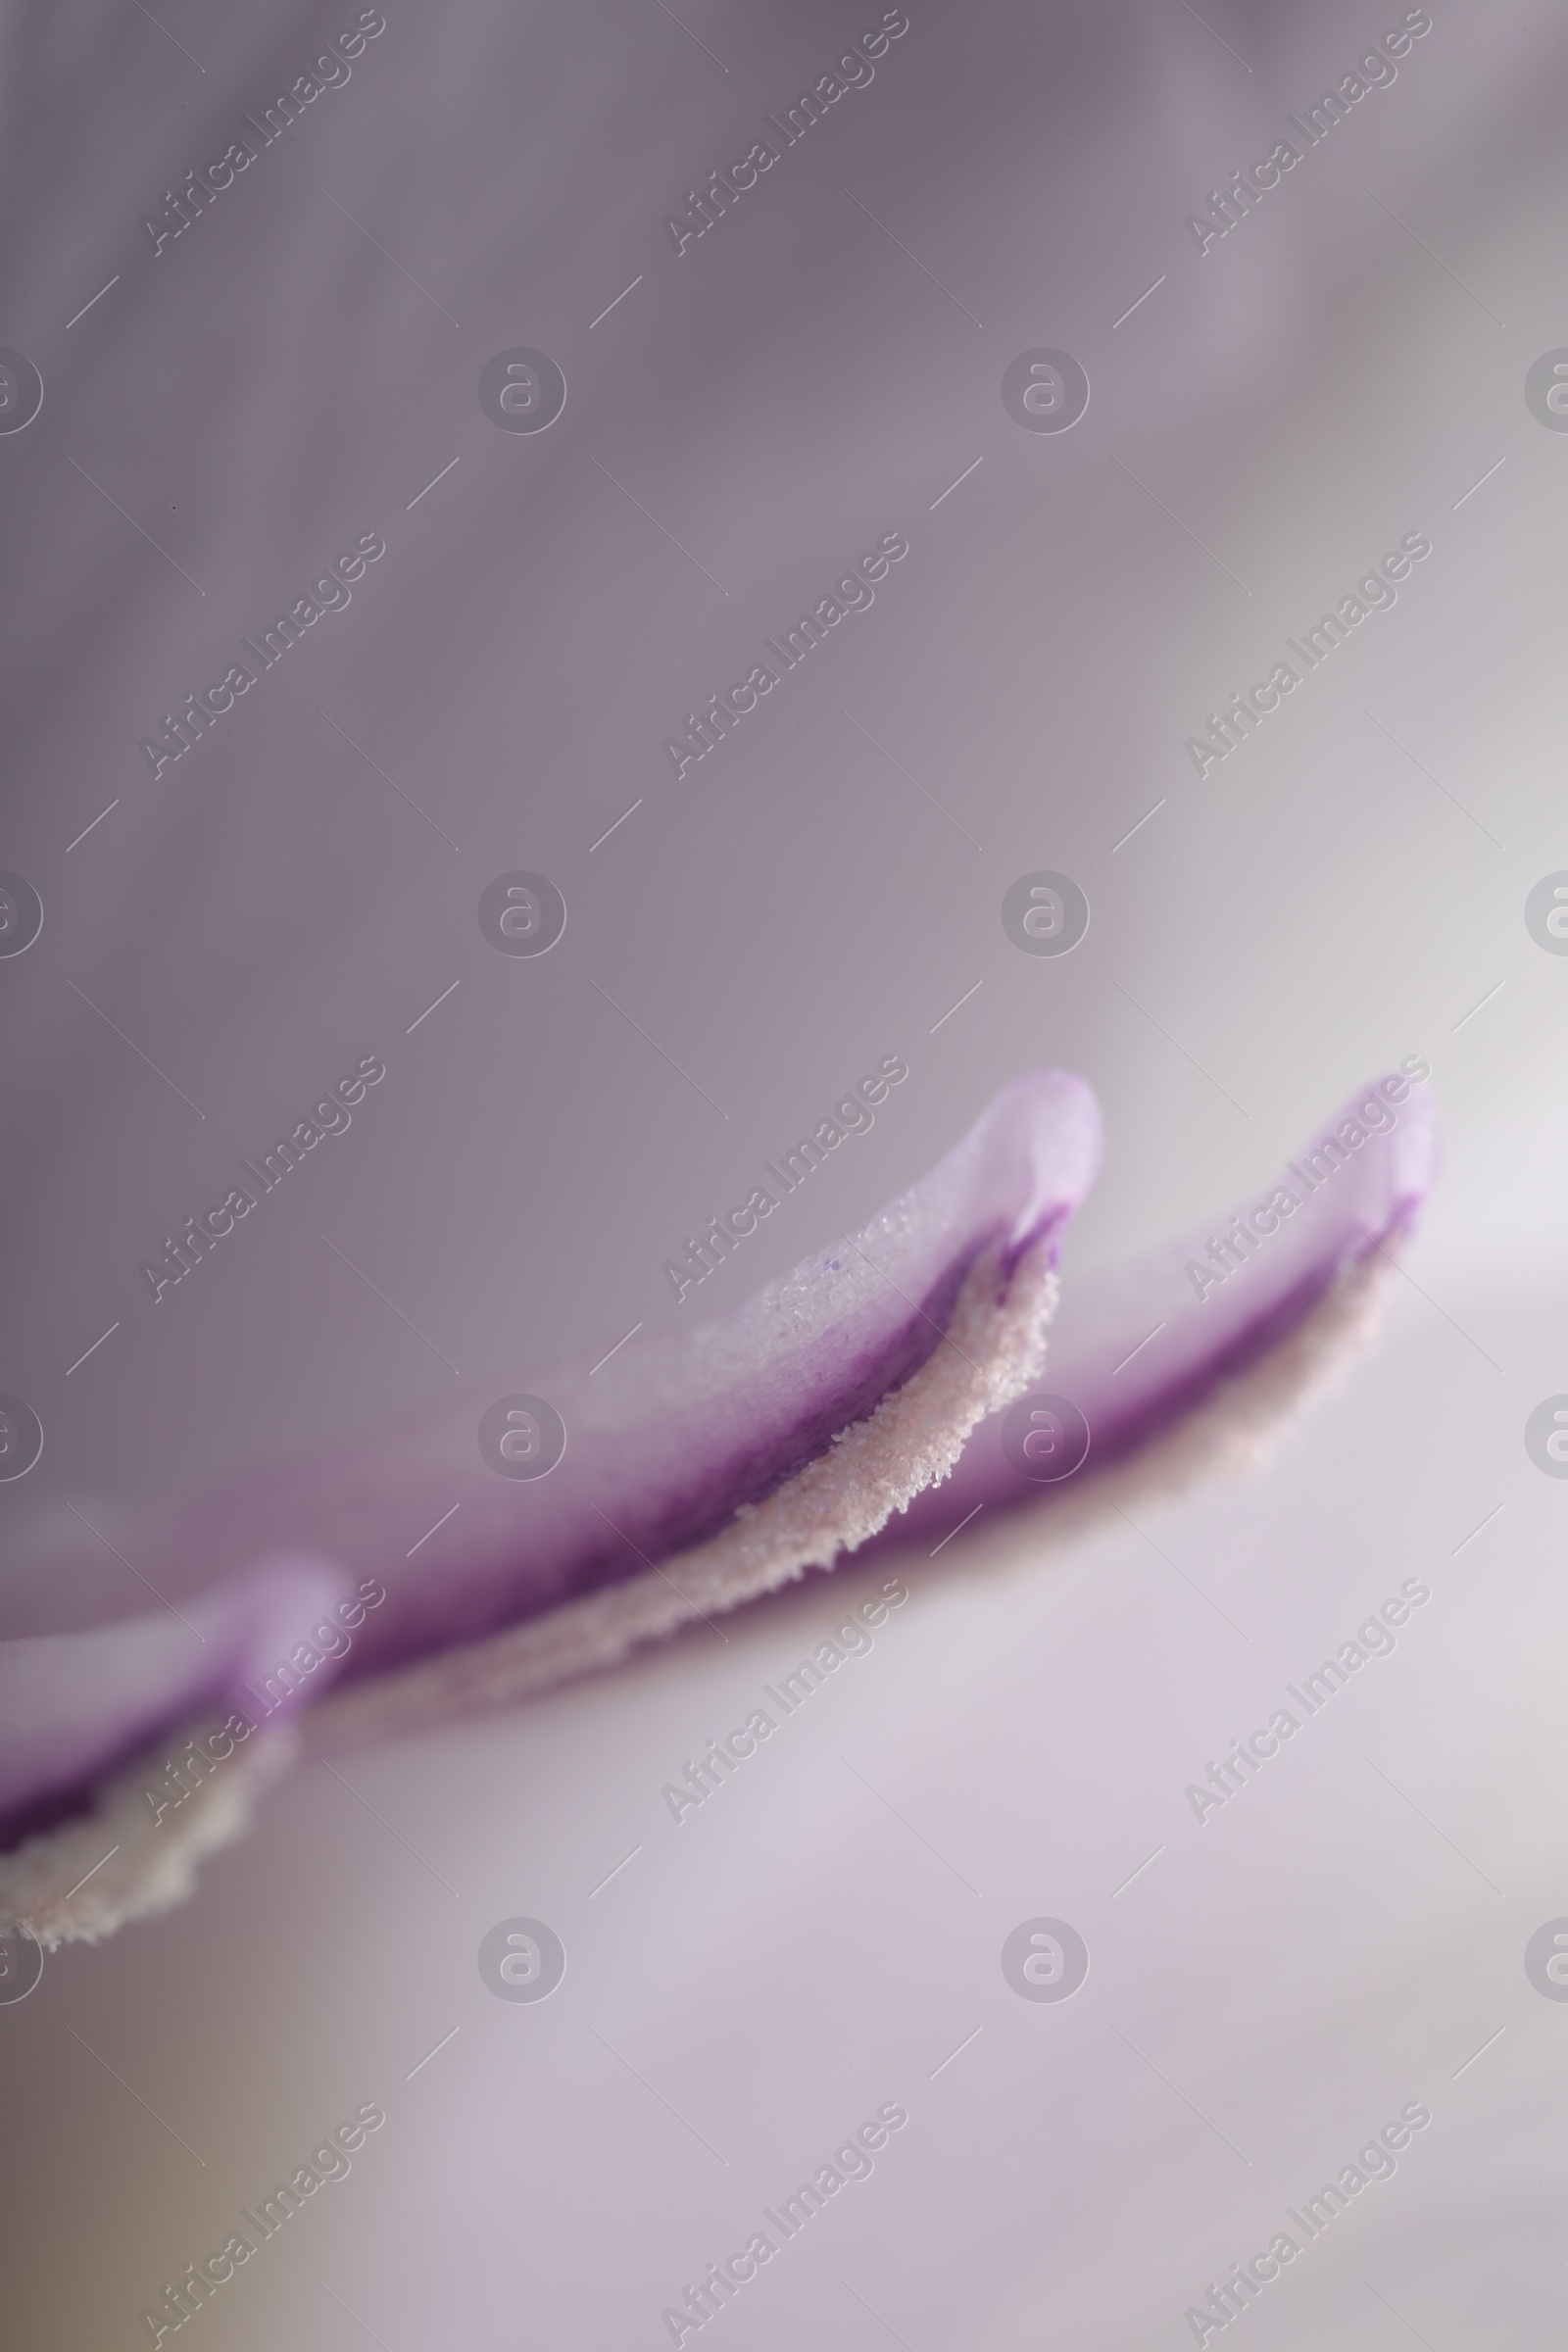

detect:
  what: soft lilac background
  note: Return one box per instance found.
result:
[3,0,1567,2343]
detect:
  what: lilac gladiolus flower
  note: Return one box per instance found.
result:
[0,1066,1435,1947]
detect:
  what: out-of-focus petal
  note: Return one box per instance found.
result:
[0,1555,351,1834]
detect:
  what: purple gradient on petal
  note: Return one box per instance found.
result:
[119,1069,1101,1679]
[877,1078,1439,1551]
[0,1555,351,1847]
[0,1072,1100,1837]
[0,1077,1437,1852]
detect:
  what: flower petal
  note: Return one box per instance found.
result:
[880,1075,1438,1552]
[129,1068,1101,1683]
[0,1069,1100,1924]
[0,1072,1437,1946]
[0,1552,349,1842]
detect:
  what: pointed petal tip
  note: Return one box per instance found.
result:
[879,1069,1440,1549]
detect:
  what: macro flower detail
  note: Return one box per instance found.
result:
[0,1066,1435,1948]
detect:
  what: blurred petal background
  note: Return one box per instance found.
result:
[3,0,1567,2343]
